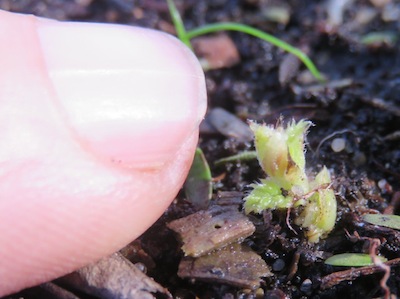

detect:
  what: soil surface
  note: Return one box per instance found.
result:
[3,0,400,298]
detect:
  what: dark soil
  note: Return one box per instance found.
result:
[3,0,400,298]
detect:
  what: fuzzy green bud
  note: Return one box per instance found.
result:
[297,167,336,242]
[244,179,292,214]
[249,120,311,193]
[244,119,337,243]
[250,122,288,179]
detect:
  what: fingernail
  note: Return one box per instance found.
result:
[36,19,206,168]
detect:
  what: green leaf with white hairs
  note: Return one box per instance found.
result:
[244,119,337,243]
[250,122,288,179]
[286,119,312,170]
[244,179,292,214]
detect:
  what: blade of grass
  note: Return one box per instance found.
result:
[214,151,257,167]
[166,0,192,49]
[186,22,324,82]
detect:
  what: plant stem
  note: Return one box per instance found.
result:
[166,0,192,49]
[187,22,324,82]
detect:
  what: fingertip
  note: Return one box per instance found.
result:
[37,20,207,169]
[0,10,206,296]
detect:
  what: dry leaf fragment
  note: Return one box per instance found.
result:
[167,205,255,257]
[59,252,171,299]
[178,243,272,290]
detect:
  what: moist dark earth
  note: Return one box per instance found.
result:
[2,0,400,298]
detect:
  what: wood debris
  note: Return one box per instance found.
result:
[320,257,400,290]
[178,243,271,290]
[58,252,171,299]
[167,205,255,257]
[192,33,240,70]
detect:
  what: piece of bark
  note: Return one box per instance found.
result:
[58,252,171,299]
[192,33,240,70]
[167,205,255,257]
[207,108,253,142]
[119,240,156,273]
[178,243,272,290]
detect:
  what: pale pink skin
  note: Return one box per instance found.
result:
[0,10,206,296]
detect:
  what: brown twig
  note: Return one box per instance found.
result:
[360,97,400,117]
[322,232,397,298]
[321,257,400,290]
[369,239,391,299]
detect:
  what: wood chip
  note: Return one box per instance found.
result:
[167,205,255,257]
[58,252,171,299]
[192,33,240,70]
[178,243,272,290]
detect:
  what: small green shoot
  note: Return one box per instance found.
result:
[166,0,192,49]
[325,253,387,267]
[166,0,324,82]
[361,31,398,47]
[214,151,257,167]
[363,214,400,230]
[244,120,337,242]
[184,148,212,209]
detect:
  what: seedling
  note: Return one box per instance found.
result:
[325,253,387,267]
[184,148,212,209]
[166,0,324,82]
[244,119,337,242]
[363,214,400,230]
[214,151,257,167]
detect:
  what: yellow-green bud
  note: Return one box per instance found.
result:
[250,122,288,179]
[297,167,337,242]
[245,119,337,243]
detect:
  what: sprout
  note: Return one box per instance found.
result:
[297,167,337,242]
[325,253,387,267]
[244,119,337,242]
[166,0,325,82]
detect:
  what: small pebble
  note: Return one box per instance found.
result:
[331,138,346,152]
[300,278,313,294]
[378,179,392,194]
[272,259,285,272]
[352,151,367,166]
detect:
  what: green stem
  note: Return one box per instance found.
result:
[187,22,324,82]
[166,0,192,49]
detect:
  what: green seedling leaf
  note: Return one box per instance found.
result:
[244,119,337,242]
[184,148,212,209]
[361,31,398,47]
[250,122,289,179]
[325,253,387,267]
[244,179,292,214]
[286,119,312,170]
[166,0,192,49]
[214,151,257,167]
[298,168,337,242]
[249,120,311,192]
[166,0,324,82]
[363,214,400,230]
[187,23,324,82]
